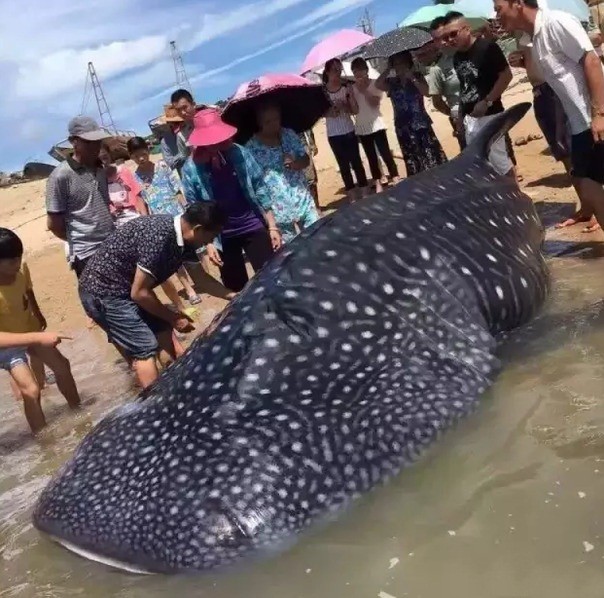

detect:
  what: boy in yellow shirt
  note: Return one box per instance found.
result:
[0,228,80,433]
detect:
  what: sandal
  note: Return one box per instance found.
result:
[187,294,202,305]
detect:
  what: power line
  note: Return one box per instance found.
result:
[170,41,192,93]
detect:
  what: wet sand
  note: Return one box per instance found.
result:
[3,78,604,597]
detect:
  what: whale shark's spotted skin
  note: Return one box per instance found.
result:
[33,104,549,574]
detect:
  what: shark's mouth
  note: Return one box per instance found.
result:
[48,534,155,575]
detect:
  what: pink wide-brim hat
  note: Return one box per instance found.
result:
[187,108,237,147]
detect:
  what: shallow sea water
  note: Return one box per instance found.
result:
[3,226,604,597]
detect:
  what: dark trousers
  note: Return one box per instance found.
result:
[358,129,399,181]
[219,228,274,292]
[328,132,368,191]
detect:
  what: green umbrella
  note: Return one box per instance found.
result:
[399,3,487,30]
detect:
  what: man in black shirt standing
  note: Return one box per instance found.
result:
[442,11,515,177]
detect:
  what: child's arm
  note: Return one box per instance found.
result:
[23,264,46,330]
[0,331,67,349]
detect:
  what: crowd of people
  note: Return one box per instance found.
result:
[2,0,604,433]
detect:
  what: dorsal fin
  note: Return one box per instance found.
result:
[465,102,532,160]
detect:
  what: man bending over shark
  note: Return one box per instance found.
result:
[78,203,232,389]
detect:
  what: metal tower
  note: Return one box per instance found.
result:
[170,41,192,93]
[357,8,376,36]
[87,62,118,134]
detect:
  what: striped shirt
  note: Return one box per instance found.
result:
[325,86,356,137]
[531,8,604,134]
[46,159,115,261]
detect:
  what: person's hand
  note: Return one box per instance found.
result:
[173,313,195,333]
[592,114,604,143]
[269,227,282,250]
[508,50,524,68]
[206,243,223,267]
[471,100,489,118]
[35,331,71,347]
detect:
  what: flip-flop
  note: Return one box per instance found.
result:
[187,294,202,305]
[183,307,199,319]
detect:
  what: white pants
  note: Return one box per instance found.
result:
[464,113,513,176]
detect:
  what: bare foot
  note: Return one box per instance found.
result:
[375,180,383,194]
[390,176,401,186]
[555,212,592,229]
[582,219,601,233]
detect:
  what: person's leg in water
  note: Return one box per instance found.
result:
[10,362,45,433]
[28,345,81,409]
[29,353,46,389]
[157,329,183,368]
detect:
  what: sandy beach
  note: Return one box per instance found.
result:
[0,73,594,336]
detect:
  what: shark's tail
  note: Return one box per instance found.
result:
[465,102,532,160]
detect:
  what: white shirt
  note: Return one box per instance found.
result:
[325,86,355,137]
[351,83,386,136]
[531,9,604,134]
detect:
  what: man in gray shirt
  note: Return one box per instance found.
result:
[46,116,115,277]
[428,17,465,149]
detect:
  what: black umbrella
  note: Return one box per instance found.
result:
[362,26,433,60]
[221,75,331,145]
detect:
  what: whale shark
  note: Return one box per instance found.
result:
[33,102,549,574]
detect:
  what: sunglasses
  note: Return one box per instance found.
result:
[442,27,466,42]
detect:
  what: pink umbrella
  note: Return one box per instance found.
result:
[300,29,374,74]
[222,73,330,143]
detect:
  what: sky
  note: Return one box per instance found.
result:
[0,0,424,172]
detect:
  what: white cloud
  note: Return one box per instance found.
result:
[189,0,372,84]
[184,0,312,49]
[0,0,376,169]
[15,35,168,101]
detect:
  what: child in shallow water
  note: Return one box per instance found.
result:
[0,228,80,433]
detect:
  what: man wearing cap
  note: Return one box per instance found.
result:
[46,116,114,277]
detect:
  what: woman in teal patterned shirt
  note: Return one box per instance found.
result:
[246,103,320,243]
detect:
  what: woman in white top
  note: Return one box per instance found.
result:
[323,58,369,200]
[351,57,400,193]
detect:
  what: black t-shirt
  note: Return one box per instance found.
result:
[453,38,508,117]
[79,215,184,298]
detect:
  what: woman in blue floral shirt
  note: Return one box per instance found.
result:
[375,51,447,176]
[126,137,202,306]
[246,103,320,243]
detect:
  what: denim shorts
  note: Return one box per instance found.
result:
[79,291,172,360]
[0,347,28,371]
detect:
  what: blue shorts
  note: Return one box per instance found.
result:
[0,347,28,371]
[79,291,172,361]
